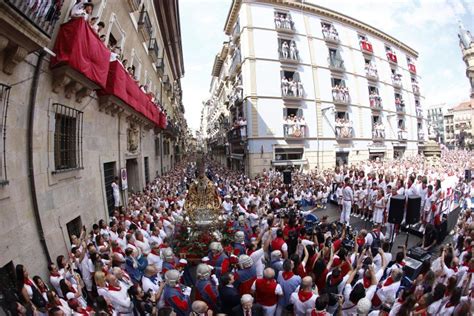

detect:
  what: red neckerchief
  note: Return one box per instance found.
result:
[112,247,125,255]
[282,271,294,281]
[330,275,342,286]
[363,276,371,288]
[128,241,136,247]
[151,249,160,256]
[451,265,458,273]
[108,284,121,292]
[76,308,89,316]
[468,268,474,273]
[311,310,327,316]
[24,278,35,287]
[298,290,313,302]
[50,272,61,277]
[445,301,455,308]
[356,237,365,247]
[383,276,394,287]
[69,285,77,294]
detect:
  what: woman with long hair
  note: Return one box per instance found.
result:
[46,290,71,314]
[59,278,87,308]
[16,264,47,315]
[32,276,49,302]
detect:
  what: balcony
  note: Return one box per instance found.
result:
[127,0,141,11]
[328,57,345,72]
[387,52,398,64]
[229,48,242,78]
[232,20,241,42]
[227,125,247,143]
[418,132,425,141]
[51,18,111,103]
[408,63,417,74]
[398,129,408,141]
[323,31,340,45]
[274,15,295,33]
[0,0,63,74]
[148,38,159,63]
[392,74,402,89]
[284,121,307,138]
[155,57,164,76]
[279,43,299,63]
[365,65,378,81]
[138,9,153,42]
[396,104,406,114]
[332,86,350,105]
[372,124,385,140]
[335,120,353,140]
[360,40,373,55]
[412,83,420,95]
[415,107,423,118]
[369,94,382,110]
[282,79,304,100]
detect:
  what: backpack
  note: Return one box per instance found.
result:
[370,231,381,254]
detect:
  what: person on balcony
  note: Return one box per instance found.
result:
[281,41,289,59]
[70,1,94,21]
[335,118,342,137]
[297,80,304,98]
[274,13,282,29]
[322,24,329,38]
[290,41,298,60]
[110,47,122,63]
[284,15,293,29]
[329,25,338,40]
[343,86,350,103]
[281,77,289,96]
[289,78,298,97]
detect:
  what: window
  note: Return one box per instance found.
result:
[321,21,339,41]
[130,51,142,82]
[335,152,349,166]
[274,148,304,161]
[274,11,294,30]
[283,108,303,117]
[358,34,368,41]
[54,104,83,172]
[103,162,116,215]
[331,78,345,86]
[66,216,82,243]
[398,119,405,129]
[0,84,11,185]
[278,39,299,60]
[106,14,126,50]
[328,48,344,68]
[369,86,379,94]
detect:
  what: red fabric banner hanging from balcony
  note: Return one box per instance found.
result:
[51,18,110,89]
[360,41,373,53]
[99,61,162,127]
[409,64,417,74]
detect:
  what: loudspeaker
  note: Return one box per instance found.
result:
[283,170,292,185]
[388,195,405,224]
[406,195,421,225]
[465,169,472,181]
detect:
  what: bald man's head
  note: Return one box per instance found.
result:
[191,300,208,313]
[301,276,313,289]
[263,267,275,279]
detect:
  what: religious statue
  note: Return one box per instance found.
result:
[127,123,139,152]
[185,158,221,227]
[458,21,473,50]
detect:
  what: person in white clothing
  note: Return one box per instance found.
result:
[112,176,121,210]
[105,274,133,315]
[290,276,318,316]
[341,178,353,224]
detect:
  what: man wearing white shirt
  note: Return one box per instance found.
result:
[70,1,93,21]
[222,195,233,214]
[147,243,163,272]
[105,274,133,314]
[135,231,151,256]
[290,276,318,316]
[142,266,163,294]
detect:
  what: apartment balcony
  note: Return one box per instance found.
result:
[412,83,420,96]
[274,17,295,33]
[398,129,408,141]
[229,49,242,78]
[360,40,373,55]
[279,49,299,64]
[138,8,153,42]
[366,68,378,82]
[127,0,141,11]
[418,132,425,141]
[51,18,111,103]
[415,107,423,118]
[328,57,345,72]
[323,32,340,45]
[227,125,247,143]
[372,126,385,140]
[335,124,353,140]
[369,95,382,110]
[282,81,304,100]
[408,63,417,74]
[284,124,306,139]
[148,38,159,63]
[392,75,402,89]
[396,104,406,114]
[0,0,63,74]
[387,52,398,64]
[332,87,350,105]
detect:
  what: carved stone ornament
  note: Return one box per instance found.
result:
[127,123,139,152]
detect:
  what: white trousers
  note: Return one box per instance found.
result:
[262,304,277,316]
[341,201,351,224]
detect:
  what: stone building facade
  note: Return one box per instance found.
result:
[0,0,187,282]
[206,0,426,177]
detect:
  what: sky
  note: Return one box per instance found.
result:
[179,0,474,132]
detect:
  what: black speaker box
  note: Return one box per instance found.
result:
[406,195,421,225]
[388,195,405,224]
[283,170,292,185]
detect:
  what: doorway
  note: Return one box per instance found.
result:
[103,162,116,215]
[126,158,140,192]
[144,157,150,184]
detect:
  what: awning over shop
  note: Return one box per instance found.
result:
[271,159,308,166]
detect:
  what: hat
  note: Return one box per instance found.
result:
[356,298,372,314]
[201,256,210,263]
[177,259,188,267]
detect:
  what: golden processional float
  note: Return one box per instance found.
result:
[173,158,230,261]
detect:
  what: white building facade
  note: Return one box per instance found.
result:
[216,0,426,176]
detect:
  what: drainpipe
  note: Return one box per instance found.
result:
[27,51,51,264]
[160,82,164,175]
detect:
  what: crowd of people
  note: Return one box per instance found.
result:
[274,13,295,30]
[365,62,378,79]
[322,24,339,41]
[372,122,385,139]
[284,115,307,138]
[5,148,474,316]
[369,91,382,108]
[280,41,299,61]
[332,86,350,104]
[335,117,354,139]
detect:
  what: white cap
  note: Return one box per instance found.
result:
[201,256,210,262]
[356,298,372,315]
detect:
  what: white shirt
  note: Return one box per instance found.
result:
[70,1,89,20]
[290,291,317,316]
[107,285,133,314]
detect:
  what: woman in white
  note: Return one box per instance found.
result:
[281,77,289,96]
[373,189,386,224]
[290,79,298,96]
[290,41,298,60]
[297,81,304,97]
[112,177,121,209]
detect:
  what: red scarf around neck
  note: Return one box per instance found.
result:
[298,290,313,302]
[282,271,294,281]
[108,284,121,292]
